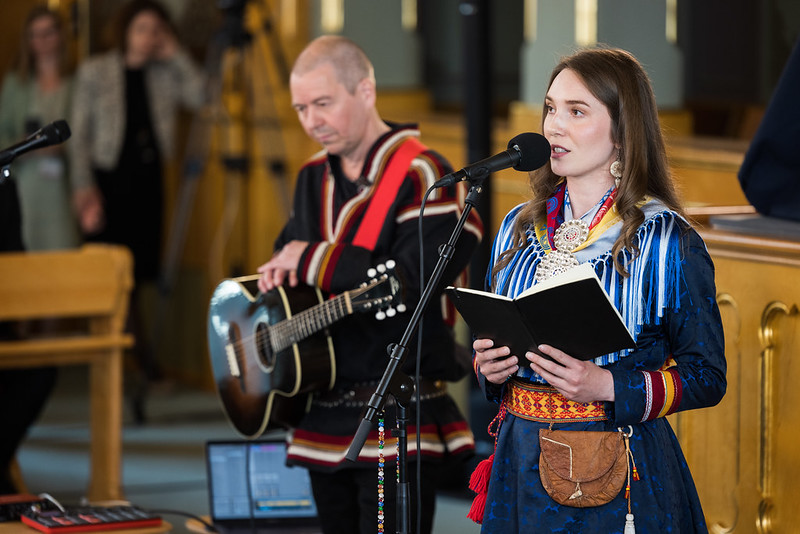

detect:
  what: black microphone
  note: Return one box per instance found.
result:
[0,119,71,167]
[433,132,551,188]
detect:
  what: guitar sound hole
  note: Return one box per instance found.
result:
[256,323,276,372]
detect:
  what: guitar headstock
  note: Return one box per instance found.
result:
[351,260,405,320]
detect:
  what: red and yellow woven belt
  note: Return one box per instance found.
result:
[505,379,607,423]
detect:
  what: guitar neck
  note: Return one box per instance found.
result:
[270,291,353,352]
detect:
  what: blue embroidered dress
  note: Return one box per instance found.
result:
[475,200,726,533]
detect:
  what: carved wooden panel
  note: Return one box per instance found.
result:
[683,231,800,534]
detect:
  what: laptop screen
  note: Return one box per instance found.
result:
[206,439,319,524]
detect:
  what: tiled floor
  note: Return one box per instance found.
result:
[16,367,481,534]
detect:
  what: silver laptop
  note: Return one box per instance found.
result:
[206,438,321,534]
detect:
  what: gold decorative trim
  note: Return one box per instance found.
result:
[709,292,740,534]
[712,520,737,534]
[757,499,773,534]
[717,292,740,342]
[756,301,799,534]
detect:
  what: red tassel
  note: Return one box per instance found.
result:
[468,454,494,493]
[466,454,494,524]
[467,491,487,524]
[625,484,630,499]
[632,466,640,481]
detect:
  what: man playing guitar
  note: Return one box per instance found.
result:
[256,35,482,534]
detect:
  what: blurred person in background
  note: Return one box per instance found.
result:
[0,6,79,251]
[69,0,205,397]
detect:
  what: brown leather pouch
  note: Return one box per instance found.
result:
[538,428,628,508]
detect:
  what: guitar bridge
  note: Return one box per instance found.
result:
[225,342,241,377]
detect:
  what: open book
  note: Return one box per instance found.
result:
[446,263,635,361]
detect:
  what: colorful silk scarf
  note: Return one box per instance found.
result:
[540,182,620,253]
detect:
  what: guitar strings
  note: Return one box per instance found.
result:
[269,293,350,351]
[222,292,351,358]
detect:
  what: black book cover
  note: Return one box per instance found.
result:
[446,263,635,361]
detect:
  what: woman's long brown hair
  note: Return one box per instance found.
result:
[12,7,71,82]
[492,46,684,287]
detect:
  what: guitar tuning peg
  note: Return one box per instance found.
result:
[376,263,386,273]
[386,307,396,318]
[367,268,377,278]
[385,259,396,269]
[375,310,386,321]
[396,303,407,313]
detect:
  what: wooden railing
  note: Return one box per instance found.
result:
[0,244,134,501]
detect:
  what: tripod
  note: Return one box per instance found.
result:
[205,0,293,282]
[137,0,292,421]
[161,0,291,291]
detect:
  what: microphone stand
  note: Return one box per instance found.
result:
[344,179,486,534]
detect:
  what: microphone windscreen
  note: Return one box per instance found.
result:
[51,120,71,142]
[40,120,71,146]
[507,132,551,172]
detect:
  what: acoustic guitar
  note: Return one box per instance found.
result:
[207,262,404,438]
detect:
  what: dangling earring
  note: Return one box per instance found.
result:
[610,150,623,188]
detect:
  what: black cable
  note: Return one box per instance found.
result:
[37,493,66,513]
[413,186,436,534]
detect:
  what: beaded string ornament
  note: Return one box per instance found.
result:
[378,413,386,532]
[377,412,400,532]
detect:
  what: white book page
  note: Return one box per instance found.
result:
[517,262,631,334]
[517,262,596,299]
[445,286,512,301]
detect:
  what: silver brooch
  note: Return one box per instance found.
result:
[553,219,589,252]
[535,249,580,282]
[535,219,589,282]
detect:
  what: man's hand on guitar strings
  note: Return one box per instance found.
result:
[257,240,309,292]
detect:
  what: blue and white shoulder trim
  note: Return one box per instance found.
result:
[590,207,688,366]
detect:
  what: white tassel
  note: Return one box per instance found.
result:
[624,513,635,534]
